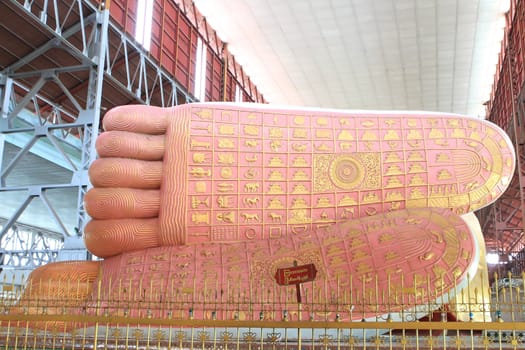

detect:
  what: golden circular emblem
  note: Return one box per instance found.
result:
[329,155,365,190]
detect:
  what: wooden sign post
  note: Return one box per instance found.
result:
[274,261,317,303]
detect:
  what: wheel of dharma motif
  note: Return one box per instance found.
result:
[17,102,515,324]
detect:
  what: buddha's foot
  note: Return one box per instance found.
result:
[89,208,478,322]
[85,103,515,258]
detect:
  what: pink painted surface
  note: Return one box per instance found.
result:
[159,103,514,245]
[80,103,515,320]
[96,208,477,321]
[85,103,514,257]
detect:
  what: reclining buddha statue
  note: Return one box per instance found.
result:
[20,103,515,322]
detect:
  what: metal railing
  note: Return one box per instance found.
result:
[0,272,524,349]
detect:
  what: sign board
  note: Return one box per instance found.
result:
[274,263,317,303]
[274,263,317,285]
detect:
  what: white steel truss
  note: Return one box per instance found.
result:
[0,0,193,273]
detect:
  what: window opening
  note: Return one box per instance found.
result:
[135,0,154,51]
[194,37,207,101]
[235,84,243,102]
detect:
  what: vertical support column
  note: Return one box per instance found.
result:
[0,75,11,183]
[0,0,197,275]
[221,44,228,101]
[508,44,525,254]
[64,8,110,262]
[0,0,111,270]
[516,84,525,241]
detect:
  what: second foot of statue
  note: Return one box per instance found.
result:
[19,208,480,324]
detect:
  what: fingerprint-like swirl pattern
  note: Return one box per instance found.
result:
[89,158,162,189]
[14,261,99,328]
[159,107,191,245]
[85,106,172,258]
[85,218,160,257]
[20,261,99,305]
[102,105,170,134]
[84,188,160,219]
[452,150,483,184]
[96,131,165,160]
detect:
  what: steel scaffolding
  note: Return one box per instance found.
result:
[0,0,193,276]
